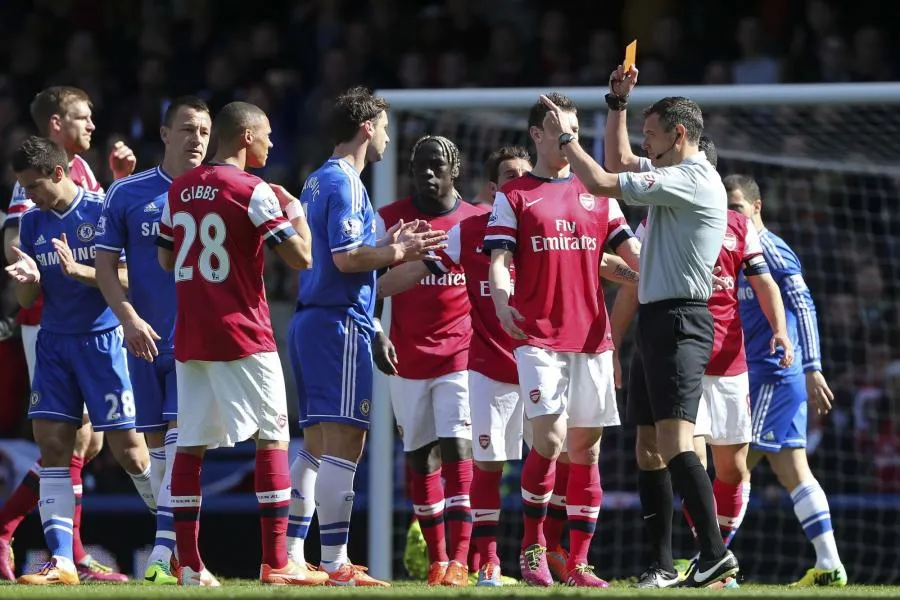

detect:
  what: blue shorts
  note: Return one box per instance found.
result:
[749,373,807,452]
[29,327,135,431]
[289,308,373,429]
[130,351,177,431]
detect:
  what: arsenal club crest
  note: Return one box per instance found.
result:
[723,232,737,251]
[579,193,595,211]
[479,434,490,449]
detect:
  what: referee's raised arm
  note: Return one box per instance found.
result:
[540,71,737,587]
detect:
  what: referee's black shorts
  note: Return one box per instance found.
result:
[627,299,714,425]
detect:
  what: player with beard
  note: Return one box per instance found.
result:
[374,135,483,586]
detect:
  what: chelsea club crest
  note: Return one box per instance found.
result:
[76,222,95,243]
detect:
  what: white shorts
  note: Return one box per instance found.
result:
[469,371,523,462]
[515,346,620,429]
[694,373,752,445]
[23,324,89,417]
[390,371,471,452]
[175,352,290,449]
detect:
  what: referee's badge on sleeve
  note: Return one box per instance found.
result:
[638,173,657,191]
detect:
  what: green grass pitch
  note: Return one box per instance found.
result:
[1,581,898,598]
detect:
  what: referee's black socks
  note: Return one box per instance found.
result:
[668,451,728,561]
[638,468,675,573]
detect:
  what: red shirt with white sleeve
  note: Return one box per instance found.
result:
[68,155,103,193]
[156,163,296,362]
[428,212,517,385]
[5,155,103,326]
[635,210,763,376]
[377,197,484,379]
[483,173,633,354]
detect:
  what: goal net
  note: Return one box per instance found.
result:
[368,83,900,584]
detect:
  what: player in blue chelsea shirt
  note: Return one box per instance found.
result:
[284,87,445,585]
[726,174,846,587]
[94,97,213,586]
[6,137,154,585]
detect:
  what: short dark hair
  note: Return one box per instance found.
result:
[698,135,717,169]
[164,96,211,127]
[12,136,69,176]
[30,86,91,136]
[484,145,531,183]
[213,101,266,144]
[722,174,761,202]
[330,86,389,145]
[643,96,703,144]
[528,92,576,130]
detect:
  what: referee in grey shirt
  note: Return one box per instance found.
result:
[540,66,737,588]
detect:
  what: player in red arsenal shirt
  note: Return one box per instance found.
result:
[483,93,641,588]
[379,145,640,586]
[156,101,324,587]
[375,135,484,586]
[0,86,136,583]
[610,139,793,587]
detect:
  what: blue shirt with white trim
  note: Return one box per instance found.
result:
[296,158,376,327]
[18,188,120,334]
[95,166,176,351]
[738,228,822,380]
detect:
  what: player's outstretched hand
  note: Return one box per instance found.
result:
[609,65,639,98]
[52,233,84,279]
[109,141,137,179]
[806,370,834,415]
[408,219,432,233]
[770,330,795,368]
[4,246,40,283]
[380,219,433,248]
[123,317,161,362]
[373,331,399,376]
[496,304,527,340]
[539,95,574,138]
[396,221,447,262]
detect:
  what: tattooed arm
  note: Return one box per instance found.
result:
[600,253,639,286]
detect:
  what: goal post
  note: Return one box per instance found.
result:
[367,82,900,582]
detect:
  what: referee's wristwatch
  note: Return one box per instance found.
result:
[605,92,628,111]
[558,132,576,149]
